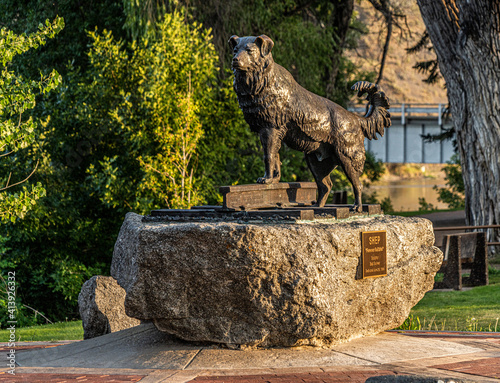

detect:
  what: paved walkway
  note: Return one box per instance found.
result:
[1,324,499,382]
[416,210,466,248]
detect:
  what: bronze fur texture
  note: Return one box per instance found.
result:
[229,34,391,211]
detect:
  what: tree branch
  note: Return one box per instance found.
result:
[21,303,53,324]
[283,0,317,18]
[0,150,15,158]
[0,161,39,192]
[366,0,395,85]
[376,16,392,84]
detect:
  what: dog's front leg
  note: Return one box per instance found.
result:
[273,153,281,180]
[257,129,281,184]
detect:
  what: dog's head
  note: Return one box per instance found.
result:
[229,35,274,73]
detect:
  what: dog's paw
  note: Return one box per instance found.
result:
[351,204,363,213]
[257,177,274,184]
[257,175,281,184]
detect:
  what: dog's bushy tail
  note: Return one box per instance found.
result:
[351,81,391,140]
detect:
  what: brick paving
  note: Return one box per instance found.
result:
[431,357,500,379]
[0,372,146,382]
[4,332,500,382]
[0,344,64,352]
[189,370,399,383]
[388,330,500,339]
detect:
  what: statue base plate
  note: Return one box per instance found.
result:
[148,183,380,222]
[149,204,381,222]
[219,182,347,210]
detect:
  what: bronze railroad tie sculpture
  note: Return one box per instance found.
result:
[229,34,391,212]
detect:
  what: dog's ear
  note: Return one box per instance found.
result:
[255,35,274,56]
[228,35,239,49]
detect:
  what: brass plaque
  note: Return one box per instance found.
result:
[362,231,387,278]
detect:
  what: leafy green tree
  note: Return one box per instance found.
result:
[0,17,64,327]
[137,85,204,208]
[82,12,220,211]
[0,0,125,77]
[0,17,64,222]
[0,0,127,324]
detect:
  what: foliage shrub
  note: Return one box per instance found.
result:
[0,17,64,327]
[418,197,436,212]
[0,17,64,223]
[81,13,219,211]
[434,154,465,209]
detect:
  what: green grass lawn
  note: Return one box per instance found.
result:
[391,208,500,331]
[406,284,500,332]
[0,320,83,342]
[399,269,500,332]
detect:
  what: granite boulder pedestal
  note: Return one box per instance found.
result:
[110,212,442,348]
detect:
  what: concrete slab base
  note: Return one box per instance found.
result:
[8,324,500,382]
[15,323,482,371]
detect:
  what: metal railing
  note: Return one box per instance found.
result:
[434,224,500,246]
[349,103,449,125]
[349,103,455,164]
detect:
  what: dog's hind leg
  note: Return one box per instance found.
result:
[339,155,363,213]
[305,153,337,207]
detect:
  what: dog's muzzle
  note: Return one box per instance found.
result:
[232,59,245,70]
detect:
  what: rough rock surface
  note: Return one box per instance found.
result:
[111,213,442,348]
[78,275,140,339]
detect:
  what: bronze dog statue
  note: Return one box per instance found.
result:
[229,34,390,212]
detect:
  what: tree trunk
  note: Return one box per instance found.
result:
[417,0,500,250]
[325,0,354,98]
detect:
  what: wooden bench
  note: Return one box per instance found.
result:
[434,232,488,290]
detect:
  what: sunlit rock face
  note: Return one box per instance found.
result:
[78,275,140,339]
[111,213,442,348]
